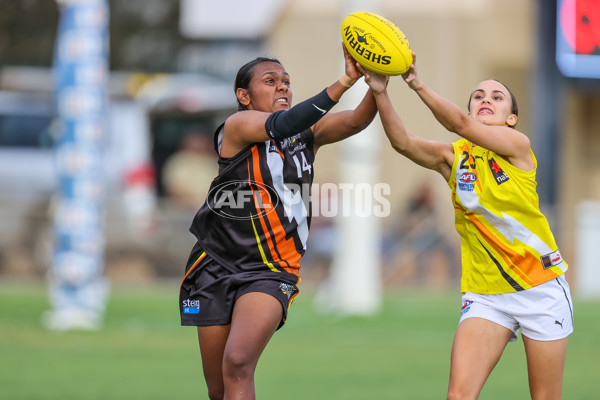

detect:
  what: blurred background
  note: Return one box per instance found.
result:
[1,0,599,398]
[2,0,600,299]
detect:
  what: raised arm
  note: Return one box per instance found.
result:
[221,46,366,158]
[360,66,454,181]
[312,45,378,152]
[403,52,533,170]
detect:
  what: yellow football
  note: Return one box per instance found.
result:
[341,11,412,76]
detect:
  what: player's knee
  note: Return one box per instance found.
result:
[447,388,475,400]
[446,392,459,400]
[223,349,256,378]
[447,391,462,400]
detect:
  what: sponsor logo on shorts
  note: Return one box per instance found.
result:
[541,250,564,269]
[555,319,564,329]
[279,283,297,300]
[460,300,473,316]
[182,299,200,314]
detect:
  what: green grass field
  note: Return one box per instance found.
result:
[0,281,598,399]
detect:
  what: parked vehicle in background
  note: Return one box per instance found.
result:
[0,70,238,281]
[0,90,157,279]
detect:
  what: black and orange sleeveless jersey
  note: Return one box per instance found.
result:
[189,123,314,277]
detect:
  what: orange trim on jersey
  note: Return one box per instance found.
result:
[467,215,555,287]
[246,156,284,271]
[250,147,301,274]
[268,139,285,159]
[458,142,482,192]
[282,278,301,323]
[453,202,467,213]
[288,289,300,306]
[276,147,285,159]
[471,154,483,194]
[180,251,207,287]
[250,147,301,273]
[451,182,468,213]
[286,290,300,313]
[249,210,280,272]
[475,174,482,193]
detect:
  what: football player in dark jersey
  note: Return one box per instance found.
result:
[180,45,378,400]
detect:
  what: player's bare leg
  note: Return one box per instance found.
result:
[522,335,568,400]
[198,325,231,400]
[222,292,283,400]
[447,317,514,400]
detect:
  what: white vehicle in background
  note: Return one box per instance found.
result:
[0,71,237,280]
[0,90,156,277]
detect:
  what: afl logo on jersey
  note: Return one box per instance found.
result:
[458,172,477,192]
[459,172,477,184]
[207,180,280,220]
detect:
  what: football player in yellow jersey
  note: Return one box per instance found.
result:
[359,52,573,400]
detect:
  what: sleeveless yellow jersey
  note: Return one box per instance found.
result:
[448,139,567,294]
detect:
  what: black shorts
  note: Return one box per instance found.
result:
[179,243,300,330]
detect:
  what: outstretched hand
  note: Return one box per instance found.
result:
[342,43,363,81]
[355,63,388,94]
[402,51,421,90]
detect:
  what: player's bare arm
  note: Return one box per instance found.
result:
[411,83,532,169]
[361,64,453,180]
[404,52,533,171]
[222,44,365,158]
[312,88,377,151]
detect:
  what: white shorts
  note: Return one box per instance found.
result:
[459,274,574,342]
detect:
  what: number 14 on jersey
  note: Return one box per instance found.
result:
[292,152,312,178]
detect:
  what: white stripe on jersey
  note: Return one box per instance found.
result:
[455,152,567,273]
[265,140,309,250]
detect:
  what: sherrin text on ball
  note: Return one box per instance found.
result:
[341,11,412,76]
